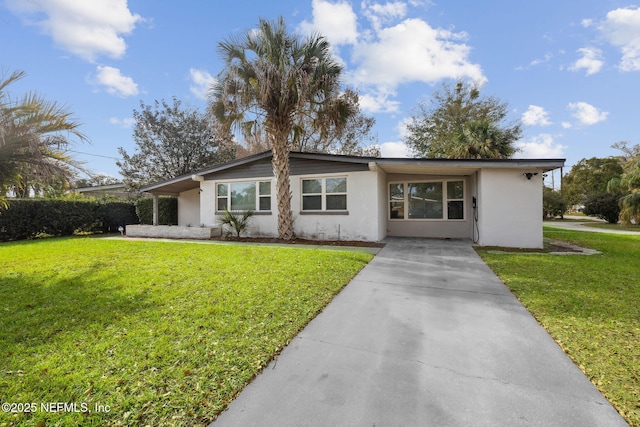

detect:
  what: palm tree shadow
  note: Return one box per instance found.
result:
[1,265,153,349]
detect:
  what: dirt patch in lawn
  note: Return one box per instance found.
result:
[478,239,600,255]
[210,236,386,248]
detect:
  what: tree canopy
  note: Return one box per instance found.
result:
[404,80,522,159]
[607,141,640,224]
[0,70,87,205]
[232,88,379,158]
[292,88,380,157]
[117,97,235,189]
[562,157,623,207]
[211,17,353,239]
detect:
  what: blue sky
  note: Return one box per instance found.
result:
[2,0,639,185]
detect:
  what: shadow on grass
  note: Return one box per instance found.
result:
[0,266,152,349]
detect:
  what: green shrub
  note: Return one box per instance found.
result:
[0,199,139,241]
[219,208,254,238]
[543,187,566,219]
[583,192,621,223]
[96,202,139,232]
[135,197,178,225]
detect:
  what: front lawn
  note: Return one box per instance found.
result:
[0,237,373,426]
[476,230,640,426]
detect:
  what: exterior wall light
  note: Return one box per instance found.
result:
[523,172,538,180]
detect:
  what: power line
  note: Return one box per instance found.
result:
[67,150,122,161]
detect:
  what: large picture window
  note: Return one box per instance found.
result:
[302,177,347,212]
[217,181,271,212]
[389,180,464,220]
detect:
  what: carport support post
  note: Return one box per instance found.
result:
[152,194,159,226]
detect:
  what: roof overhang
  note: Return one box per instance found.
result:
[371,158,565,175]
[140,151,565,195]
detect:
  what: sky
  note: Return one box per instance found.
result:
[2,0,639,187]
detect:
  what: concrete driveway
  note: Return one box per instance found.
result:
[212,238,627,427]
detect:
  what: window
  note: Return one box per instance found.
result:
[447,181,464,220]
[389,180,464,220]
[408,182,442,219]
[389,183,404,219]
[302,177,347,211]
[217,181,271,212]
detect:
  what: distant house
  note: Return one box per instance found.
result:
[73,183,137,200]
[136,151,564,248]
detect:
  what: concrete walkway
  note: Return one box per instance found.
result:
[545,220,640,235]
[212,238,627,427]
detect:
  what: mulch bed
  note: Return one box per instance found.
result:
[209,236,386,248]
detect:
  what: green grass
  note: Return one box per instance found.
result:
[476,230,640,426]
[0,237,373,426]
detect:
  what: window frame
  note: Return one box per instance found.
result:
[388,179,465,221]
[300,176,348,213]
[216,180,272,213]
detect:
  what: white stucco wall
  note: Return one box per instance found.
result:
[178,188,201,226]
[376,169,388,241]
[198,170,381,241]
[476,168,543,248]
[291,170,380,241]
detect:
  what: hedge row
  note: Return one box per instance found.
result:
[0,199,139,241]
[135,197,178,225]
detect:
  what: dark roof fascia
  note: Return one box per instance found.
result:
[374,158,566,169]
[288,151,378,164]
[141,151,566,193]
[140,151,274,192]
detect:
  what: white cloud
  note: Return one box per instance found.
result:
[299,0,358,45]
[569,47,604,75]
[299,1,483,113]
[189,68,216,100]
[380,141,411,157]
[581,18,593,28]
[358,90,401,113]
[5,0,142,62]
[599,6,640,71]
[109,117,136,128]
[561,122,572,129]
[567,101,608,125]
[522,105,551,126]
[515,134,566,158]
[350,18,485,91]
[516,52,559,71]
[94,66,139,97]
[362,1,408,32]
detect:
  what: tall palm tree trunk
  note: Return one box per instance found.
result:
[271,136,294,239]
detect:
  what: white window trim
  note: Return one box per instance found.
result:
[388,179,466,221]
[300,176,348,213]
[216,180,272,213]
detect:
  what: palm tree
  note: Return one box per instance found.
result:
[0,70,86,205]
[608,159,640,224]
[451,120,517,159]
[211,17,350,239]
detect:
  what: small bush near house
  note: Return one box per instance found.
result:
[135,196,178,225]
[219,208,255,238]
[583,192,621,223]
